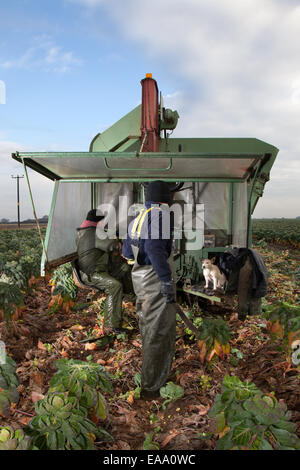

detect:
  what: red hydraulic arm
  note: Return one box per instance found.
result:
[140,73,160,153]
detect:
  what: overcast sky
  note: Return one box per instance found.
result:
[0,0,299,221]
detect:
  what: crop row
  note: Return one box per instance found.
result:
[252,218,300,247]
[0,229,45,322]
[0,228,79,322]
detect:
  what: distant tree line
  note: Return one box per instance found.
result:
[0,215,48,224]
[253,217,300,220]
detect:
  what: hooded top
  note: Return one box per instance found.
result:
[122,202,173,283]
[145,181,171,205]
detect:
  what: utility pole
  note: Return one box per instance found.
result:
[11,175,24,228]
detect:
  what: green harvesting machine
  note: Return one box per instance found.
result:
[12,74,278,302]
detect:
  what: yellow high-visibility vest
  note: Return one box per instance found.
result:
[124,206,163,265]
[130,206,161,240]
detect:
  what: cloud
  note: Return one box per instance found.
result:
[0,140,26,172]
[0,140,53,221]
[0,80,5,104]
[2,0,298,217]
[1,38,82,73]
[70,0,300,217]
[45,46,82,73]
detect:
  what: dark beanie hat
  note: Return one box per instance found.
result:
[86,209,105,222]
[145,181,171,205]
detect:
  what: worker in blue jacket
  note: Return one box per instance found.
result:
[122,181,177,399]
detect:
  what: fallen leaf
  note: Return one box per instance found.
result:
[186,353,198,361]
[107,357,115,364]
[86,432,95,445]
[214,340,223,359]
[29,371,44,391]
[19,326,30,336]
[37,340,46,351]
[222,343,230,355]
[177,372,193,387]
[270,320,284,338]
[127,390,135,405]
[219,425,230,438]
[63,335,73,345]
[194,404,210,415]
[85,342,97,351]
[61,336,73,349]
[130,340,142,348]
[31,391,44,403]
[18,416,31,426]
[199,342,207,363]
[28,276,38,288]
[117,440,131,450]
[161,430,179,448]
[197,340,205,350]
[70,324,85,331]
[236,328,251,342]
[16,366,29,374]
[206,349,216,362]
[97,359,106,365]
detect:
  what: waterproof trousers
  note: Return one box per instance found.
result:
[80,270,123,329]
[109,258,133,295]
[131,246,176,393]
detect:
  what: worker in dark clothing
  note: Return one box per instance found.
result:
[218,247,268,319]
[122,181,177,399]
[76,209,130,333]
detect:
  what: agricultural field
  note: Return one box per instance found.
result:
[0,224,47,231]
[0,227,299,451]
[253,218,300,248]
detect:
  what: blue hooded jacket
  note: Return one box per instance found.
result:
[122,202,173,283]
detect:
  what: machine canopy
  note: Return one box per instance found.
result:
[12,137,278,183]
[12,137,278,272]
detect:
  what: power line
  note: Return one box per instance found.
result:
[11,174,24,228]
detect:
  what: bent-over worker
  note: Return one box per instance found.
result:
[76,209,130,333]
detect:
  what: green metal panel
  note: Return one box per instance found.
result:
[15,150,267,159]
[13,137,278,188]
[249,152,278,214]
[246,160,263,247]
[41,181,59,275]
[113,138,140,153]
[89,105,141,152]
[161,137,278,155]
[13,150,266,182]
[201,246,228,258]
[54,178,249,183]
[91,182,99,209]
[228,183,234,245]
[182,287,221,303]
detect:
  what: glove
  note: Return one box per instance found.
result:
[161,281,176,304]
[109,240,121,252]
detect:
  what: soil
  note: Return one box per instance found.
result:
[0,245,299,451]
